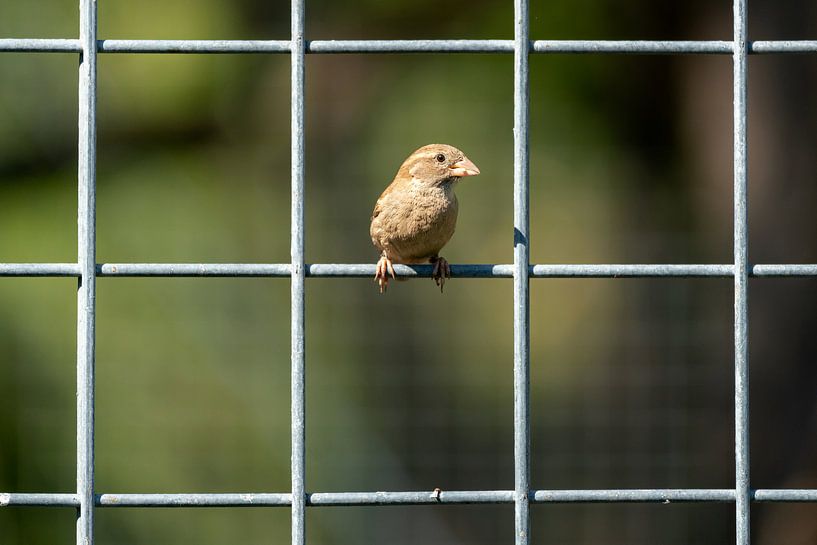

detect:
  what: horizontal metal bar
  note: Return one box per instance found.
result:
[4,263,817,278]
[99,39,290,53]
[307,264,511,278]
[751,40,817,53]
[533,489,735,502]
[0,263,80,276]
[98,493,291,507]
[308,40,512,53]
[753,489,817,502]
[530,264,733,277]
[0,493,80,507]
[4,489,817,507]
[533,40,732,54]
[308,491,514,505]
[750,264,817,276]
[3,39,817,55]
[0,263,732,277]
[1,263,817,278]
[97,263,291,276]
[0,38,81,52]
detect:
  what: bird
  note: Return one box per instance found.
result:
[370,144,480,293]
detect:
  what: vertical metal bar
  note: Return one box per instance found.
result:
[77,0,97,544]
[732,0,750,544]
[290,0,306,544]
[513,0,531,543]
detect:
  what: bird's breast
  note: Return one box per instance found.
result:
[370,183,459,262]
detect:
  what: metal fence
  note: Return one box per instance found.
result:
[2,1,817,544]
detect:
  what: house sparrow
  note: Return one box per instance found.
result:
[370,144,480,293]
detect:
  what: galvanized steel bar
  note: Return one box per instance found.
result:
[306,263,509,278]
[529,264,733,277]
[750,40,817,53]
[98,39,290,53]
[513,0,531,544]
[532,40,732,54]
[753,489,817,502]
[5,39,817,55]
[0,493,80,507]
[533,489,736,502]
[92,263,737,278]
[290,1,307,544]
[0,263,81,276]
[96,263,736,278]
[308,491,515,505]
[307,39,513,53]
[76,0,98,544]
[96,263,291,277]
[0,38,743,55]
[0,262,741,278]
[750,264,817,276]
[97,493,292,507]
[732,1,751,544]
[83,489,817,506]
[11,262,817,278]
[0,38,81,52]
[87,262,817,278]
[5,489,817,508]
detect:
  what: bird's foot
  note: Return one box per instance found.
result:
[430,256,450,293]
[374,255,396,293]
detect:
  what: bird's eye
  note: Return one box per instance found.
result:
[435,153,446,163]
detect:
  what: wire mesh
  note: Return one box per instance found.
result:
[1,1,816,545]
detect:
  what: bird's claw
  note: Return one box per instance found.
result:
[431,257,450,293]
[374,255,396,294]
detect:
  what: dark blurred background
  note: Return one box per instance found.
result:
[2,1,817,544]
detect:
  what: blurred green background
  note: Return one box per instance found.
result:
[2,1,817,544]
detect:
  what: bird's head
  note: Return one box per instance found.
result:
[401,144,480,186]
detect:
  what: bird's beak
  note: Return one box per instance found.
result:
[449,156,480,177]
